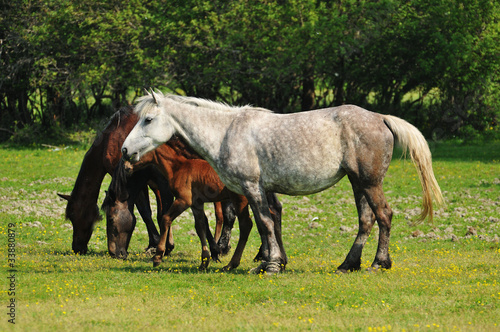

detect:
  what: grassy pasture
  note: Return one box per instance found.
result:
[1,141,499,331]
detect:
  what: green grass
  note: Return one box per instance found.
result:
[1,142,499,331]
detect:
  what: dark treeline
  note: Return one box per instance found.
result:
[1,0,499,142]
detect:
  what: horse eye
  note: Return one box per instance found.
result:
[144,117,153,124]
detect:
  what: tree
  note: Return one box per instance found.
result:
[0,0,38,137]
[1,0,498,141]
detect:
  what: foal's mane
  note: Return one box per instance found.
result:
[166,136,201,160]
[101,159,129,213]
[134,91,271,117]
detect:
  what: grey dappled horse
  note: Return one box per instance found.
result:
[122,91,443,274]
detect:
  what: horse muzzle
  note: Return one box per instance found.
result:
[121,147,139,163]
[123,160,135,176]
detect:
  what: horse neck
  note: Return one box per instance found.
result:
[71,143,107,206]
[168,103,236,165]
[69,106,135,216]
[154,144,189,185]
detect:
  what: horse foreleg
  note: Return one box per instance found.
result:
[153,181,175,256]
[153,199,189,267]
[244,185,284,274]
[337,185,376,273]
[254,193,285,264]
[135,186,160,250]
[268,192,287,267]
[214,202,223,243]
[217,201,237,256]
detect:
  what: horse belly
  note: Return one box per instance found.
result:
[264,170,345,195]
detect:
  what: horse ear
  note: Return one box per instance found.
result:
[149,88,158,104]
[144,88,152,97]
[58,193,71,201]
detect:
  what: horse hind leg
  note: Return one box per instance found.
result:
[363,185,393,271]
[337,184,376,273]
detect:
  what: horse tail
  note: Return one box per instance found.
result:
[382,115,444,223]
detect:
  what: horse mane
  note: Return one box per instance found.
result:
[101,159,129,212]
[92,105,135,147]
[166,136,202,160]
[110,104,135,124]
[134,91,271,118]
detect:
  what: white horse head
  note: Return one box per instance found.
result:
[122,90,256,163]
[122,90,176,163]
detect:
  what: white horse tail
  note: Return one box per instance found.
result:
[382,115,444,222]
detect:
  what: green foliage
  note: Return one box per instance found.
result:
[1,0,499,141]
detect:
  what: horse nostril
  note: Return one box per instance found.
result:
[122,147,128,157]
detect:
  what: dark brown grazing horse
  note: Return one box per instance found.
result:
[120,137,285,270]
[58,106,174,255]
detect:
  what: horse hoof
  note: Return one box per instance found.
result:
[199,256,210,271]
[152,256,162,267]
[335,269,349,274]
[219,244,231,256]
[165,245,175,256]
[265,261,282,275]
[249,262,267,274]
[250,261,282,274]
[211,253,221,263]
[144,247,156,257]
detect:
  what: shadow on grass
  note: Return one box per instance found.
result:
[110,263,318,275]
[109,264,258,275]
[28,247,333,275]
[33,249,257,275]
